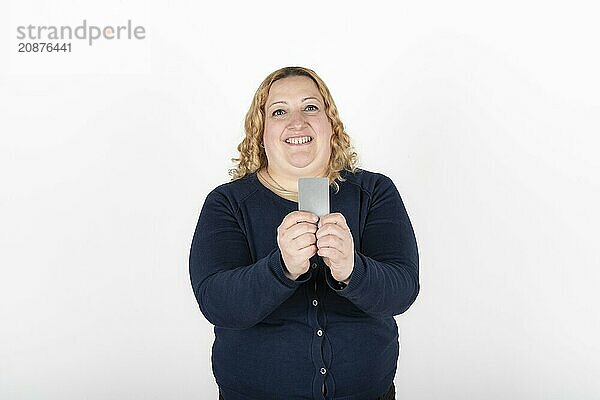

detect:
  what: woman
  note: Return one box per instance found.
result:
[189,66,419,400]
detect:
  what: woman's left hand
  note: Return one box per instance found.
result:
[316,213,354,283]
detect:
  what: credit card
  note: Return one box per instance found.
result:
[298,177,330,217]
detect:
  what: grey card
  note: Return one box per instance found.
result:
[298,177,330,217]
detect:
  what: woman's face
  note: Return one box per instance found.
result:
[263,75,333,177]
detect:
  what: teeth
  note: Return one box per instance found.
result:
[285,136,312,144]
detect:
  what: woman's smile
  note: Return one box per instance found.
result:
[283,135,314,146]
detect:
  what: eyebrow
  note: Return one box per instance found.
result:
[268,96,321,108]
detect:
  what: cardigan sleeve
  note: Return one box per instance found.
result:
[188,188,310,330]
[325,173,420,318]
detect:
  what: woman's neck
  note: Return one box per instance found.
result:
[263,166,326,192]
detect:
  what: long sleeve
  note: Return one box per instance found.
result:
[325,174,420,319]
[188,189,310,330]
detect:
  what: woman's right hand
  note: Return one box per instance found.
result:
[277,211,319,280]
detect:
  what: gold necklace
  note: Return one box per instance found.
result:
[264,168,297,194]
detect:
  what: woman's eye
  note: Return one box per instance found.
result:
[272,109,285,116]
[305,105,319,111]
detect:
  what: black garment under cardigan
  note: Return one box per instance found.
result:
[219,382,395,400]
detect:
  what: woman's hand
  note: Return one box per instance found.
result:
[316,213,354,283]
[277,211,319,280]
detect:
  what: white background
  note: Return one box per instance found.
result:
[1,1,599,399]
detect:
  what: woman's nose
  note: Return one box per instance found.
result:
[287,110,306,130]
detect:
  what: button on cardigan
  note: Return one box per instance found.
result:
[189,168,419,400]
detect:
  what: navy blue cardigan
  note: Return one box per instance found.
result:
[189,168,419,400]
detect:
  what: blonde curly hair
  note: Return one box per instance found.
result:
[228,66,359,192]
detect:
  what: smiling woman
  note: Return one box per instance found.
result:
[229,66,358,197]
[189,66,419,400]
